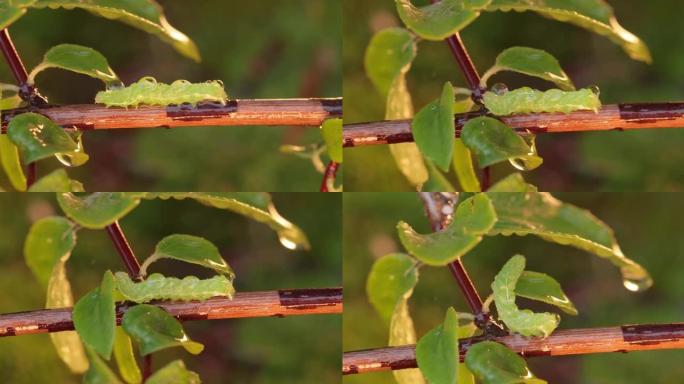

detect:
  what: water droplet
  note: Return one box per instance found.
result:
[491,83,508,96]
[621,266,652,292]
[622,276,652,292]
[589,85,600,96]
[509,157,528,171]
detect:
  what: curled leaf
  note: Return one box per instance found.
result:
[28,44,121,87]
[395,0,491,40]
[140,234,234,278]
[481,46,575,90]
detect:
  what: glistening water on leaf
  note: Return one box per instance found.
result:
[482,87,601,115]
[412,82,455,172]
[491,255,560,338]
[465,341,547,384]
[416,307,460,384]
[397,193,497,266]
[480,46,575,90]
[27,44,121,87]
[139,234,234,278]
[73,271,116,360]
[461,116,543,170]
[485,192,653,291]
[395,0,491,40]
[57,192,140,229]
[121,304,204,356]
[7,113,81,164]
[95,77,227,107]
[114,272,235,303]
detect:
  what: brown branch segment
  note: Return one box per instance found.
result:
[0,287,342,337]
[0,98,342,132]
[343,103,684,147]
[343,322,684,375]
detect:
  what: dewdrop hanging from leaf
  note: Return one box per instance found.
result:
[95,77,227,107]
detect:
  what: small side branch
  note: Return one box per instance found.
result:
[343,103,684,147]
[0,287,343,337]
[343,322,684,375]
[0,98,342,132]
[320,161,340,192]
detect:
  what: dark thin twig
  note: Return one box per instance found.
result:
[143,355,152,382]
[320,161,339,192]
[105,221,142,280]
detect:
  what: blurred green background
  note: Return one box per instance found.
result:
[344,0,684,191]
[0,193,341,383]
[0,0,340,191]
[343,193,684,383]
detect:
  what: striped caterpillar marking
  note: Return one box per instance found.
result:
[482,87,601,116]
[115,272,235,303]
[95,77,227,107]
[492,255,559,338]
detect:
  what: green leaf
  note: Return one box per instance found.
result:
[387,74,429,189]
[122,304,204,356]
[57,192,140,229]
[28,44,121,86]
[461,116,543,170]
[139,234,234,278]
[7,112,77,164]
[24,216,76,287]
[395,0,491,40]
[321,118,343,163]
[366,253,419,324]
[113,327,141,384]
[492,255,560,338]
[485,192,652,291]
[28,169,84,192]
[485,0,651,63]
[397,193,496,266]
[453,138,481,192]
[488,173,537,192]
[481,47,574,90]
[129,192,309,250]
[390,299,426,384]
[413,82,455,172]
[30,0,200,61]
[146,360,200,384]
[517,271,578,315]
[0,134,26,191]
[457,322,477,384]
[416,307,459,384]
[465,341,547,384]
[0,2,27,30]
[364,27,417,96]
[423,160,457,192]
[83,347,124,384]
[73,271,116,360]
[46,254,89,374]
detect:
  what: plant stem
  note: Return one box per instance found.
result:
[320,161,339,192]
[0,288,343,337]
[105,221,142,280]
[143,355,152,382]
[0,98,342,132]
[343,322,684,374]
[342,102,684,147]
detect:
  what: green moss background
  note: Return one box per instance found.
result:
[0,0,340,191]
[0,193,341,383]
[344,0,684,191]
[343,193,684,383]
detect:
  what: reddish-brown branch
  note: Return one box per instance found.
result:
[343,103,684,147]
[343,322,684,374]
[0,29,28,85]
[0,98,342,132]
[105,221,142,280]
[0,287,342,337]
[320,161,339,192]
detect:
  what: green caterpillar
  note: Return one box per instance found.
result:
[114,272,235,303]
[95,77,227,107]
[492,255,559,338]
[483,87,601,116]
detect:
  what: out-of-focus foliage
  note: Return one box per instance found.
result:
[343,193,684,384]
[0,0,340,191]
[0,193,341,384]
[344,0,684,191]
